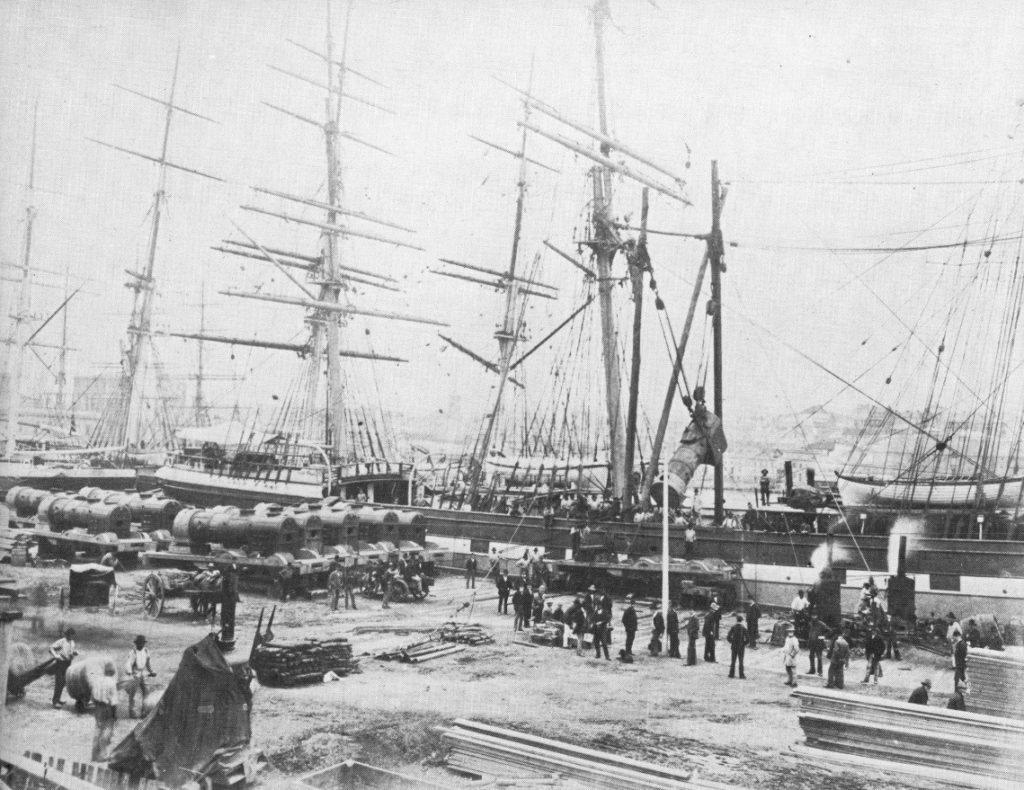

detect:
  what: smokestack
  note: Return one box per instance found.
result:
[784,461,794,498]
[897,535,907,578]
[218,564,237,652]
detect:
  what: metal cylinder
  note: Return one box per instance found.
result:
[5,486,55,518]
[37,494,131,536]
[65,657,116,705]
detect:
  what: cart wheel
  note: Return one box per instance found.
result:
[391,579,410,603]
[142,574,164,619]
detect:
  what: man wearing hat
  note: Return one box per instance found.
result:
[702,602,720,662]
[667,602,681,658]
[566,594,587,655]
[686,613,700,665]
[759,469,771,506]
[125,635,156,718]
[621,594,638,656]
[649,602,665,656]
[782,623,800,687]
[826,630,851,689]
[908,678,931,705]
[727,614,748,679]
[49,627,77,708]
[542,600,555,622]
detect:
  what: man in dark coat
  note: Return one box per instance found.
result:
[465,554,477,588]
[686,614,700,665]
[565,597,586,655]
[593,606,611,660]
[727,614,747,679]
[747,600,762,648]
[511,584,527,631]
[649,603,665,656]
[826,631,850,689]
[908,678,931,705]
[953,632,968,688]
[621,594,638,656]
[807,614,827,676]
[495,570,511,614]
[703,605,720,662]
[667,603,681,658]
[862,628,886,684]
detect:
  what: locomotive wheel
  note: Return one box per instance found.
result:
[142,574,164,619]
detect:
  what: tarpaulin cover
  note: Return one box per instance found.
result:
[69,564,115,606]
[109,634,252,785]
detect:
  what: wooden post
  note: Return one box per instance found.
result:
[0,611,24,749]
[624,189,648,509]
[709,161,726,524]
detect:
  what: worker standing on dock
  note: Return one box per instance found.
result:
[747,600,761,648]
[862,628,886,685]
[124,635,156,718]
[686,614,699,665]
[782,624,800,687]
[667,602,681,658]
[49,627,77,708]
[649,602,664,656]
[953,631,968,689]
[826,631,851,689]
[703,603,720,662]
[621,594,638,656]
[727,615,747,679]
[807,615,827,676]
[495,570,511,615]
[327,561,343,611]
[465,554,477,589]
[91,661,118,761]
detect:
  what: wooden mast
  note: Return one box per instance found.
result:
[709,161,725,523]
[3,103,38,460]
[591,0,627,499]
[624,188,649,507]
[192,281,212,427]
[465,67,535,505]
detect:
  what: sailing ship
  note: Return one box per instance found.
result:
[156,15,442,508]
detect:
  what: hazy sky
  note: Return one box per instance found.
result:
[3,0,1024,453]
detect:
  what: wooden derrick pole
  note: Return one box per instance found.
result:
[591,0,627,500]
[709,161,726,523]
[624,188,649,508]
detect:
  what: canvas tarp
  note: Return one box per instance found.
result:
[109,633,252,785]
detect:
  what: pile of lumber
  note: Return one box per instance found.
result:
[376,638,466,663]
[440,719,725,789]
[439,622,493,646]
[252,637,359,686]
[794,687,1024,783]
[967,649,1024,720]
[9,750,159,790]
[529,621,565,647]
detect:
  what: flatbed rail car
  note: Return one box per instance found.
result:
[141,500,431,600]
[543,553,743,609]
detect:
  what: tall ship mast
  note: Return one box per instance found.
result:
[157,9,443,508]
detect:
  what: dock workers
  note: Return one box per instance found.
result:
[727,614,747,679]
[124,634,156,718]
[49,628,78,708]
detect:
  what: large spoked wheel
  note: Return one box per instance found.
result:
[390,579,410,603]
[142,574,164,619]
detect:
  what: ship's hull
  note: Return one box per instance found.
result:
[156,461,410,508]
[836,472,1024,508]
[0,460,138,499]
[409,505,1024,619]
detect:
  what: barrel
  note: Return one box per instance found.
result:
[6,486,57,517]
[65,657,116,706]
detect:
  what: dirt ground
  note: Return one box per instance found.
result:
[2,565,965,789]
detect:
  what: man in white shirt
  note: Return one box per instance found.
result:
[49,628,77,708]
[92,661,119,760]
[125,634,156,718]
[791,589,810,641]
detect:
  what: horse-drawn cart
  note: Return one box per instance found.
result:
[141,570,224,619]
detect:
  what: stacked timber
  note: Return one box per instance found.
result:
[967,649,1024,720]
[376,638,466,663]
[529,621,566,647]
[440,719,721,789]
[439,622,494,646]
[252,637,359,686]
[794,687,1024,783]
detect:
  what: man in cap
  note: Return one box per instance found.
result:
[125,634,156,718]
[947,679,967,711]
[621,594,638,656]
[649,602,665,656]
[759,469,771,505]
[908,678,931,705]
[49,627,77,708]
[667,601,681,658]
[686,613,700,665]
[703,602,720,662]
[782,623,800,687]
[727,614,748,679]
[826,630,851,689]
